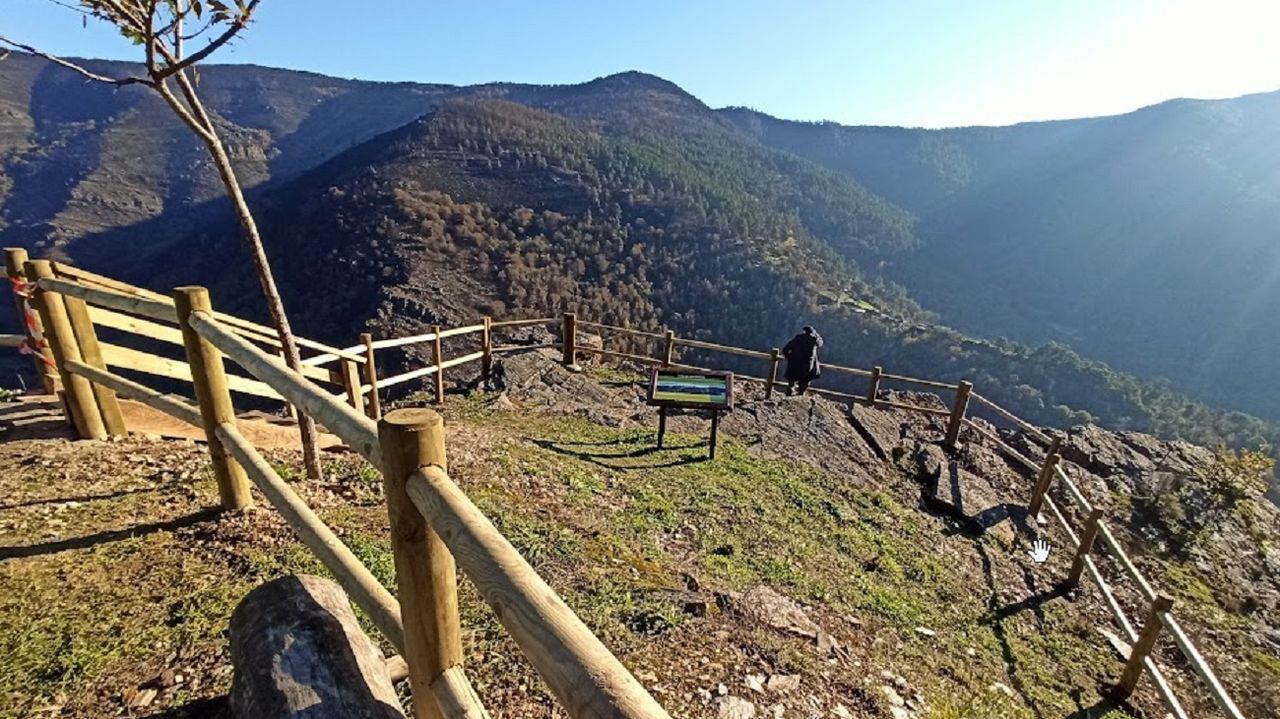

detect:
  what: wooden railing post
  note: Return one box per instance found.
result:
[60,283,127,437]
[1116,594,1174,698]
[766,348,780,399]
[24,261,105,439]
[431,324,445,405]
[944,380,972,449]
[866,365,883,405]
[1029,437,1062,518]
[379,408,463,719]
[561,312,576,366]
[662,330,675,367]
[5,248,57,393]
[481,316,493,380]
[341,357,366,415]
[1066,508,1104,588]
[361,332,381,420]
[174,287,253,511]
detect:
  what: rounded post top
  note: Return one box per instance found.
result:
[380,407,443,430]
[4,247,29,275]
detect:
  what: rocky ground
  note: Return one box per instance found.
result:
[1,346,1276,719]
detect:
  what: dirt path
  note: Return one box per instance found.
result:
[0,395,343,450]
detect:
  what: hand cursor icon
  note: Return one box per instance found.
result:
[1028,539,1051,564]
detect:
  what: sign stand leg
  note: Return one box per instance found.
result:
[657,406,668,449]
[709,410,720,459]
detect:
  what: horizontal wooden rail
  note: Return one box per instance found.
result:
[493,342,558,354]
[576,346,664,365]
[300,344,366,367]
[878,371,956,391]
[438,324,485,340]
[821,362,874,378]
[407,466,671,719]
[99,342,282,400]
[370,332,438,351]
[187,312,381,467]
[1096,522,1157,601]
[379,364,439,389]
[88,305,185,346]
[963,419,1040,472]
[215,422,405,650]
[576,321,666,341]
[875,398,950,416]
[970,392,1053,445]
[40,277,176,323]
[440,351,485,371]
[1054,464,1095,514]
[1161,614,1246,719]
[672,336,771,360]
[0,333,23,348]
[63,360,202,427]
[489,317,555,329]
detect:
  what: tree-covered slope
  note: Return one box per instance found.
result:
[723,94,1280,424]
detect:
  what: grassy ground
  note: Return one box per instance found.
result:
[0,391,1161,718]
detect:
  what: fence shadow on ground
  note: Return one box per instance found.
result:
[0,507,221,561]
[528,436,710,470]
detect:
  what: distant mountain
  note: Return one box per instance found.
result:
[2,53,1277,455]
[722,93,1280,424]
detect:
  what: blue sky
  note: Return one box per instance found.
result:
[5,0,1279,127]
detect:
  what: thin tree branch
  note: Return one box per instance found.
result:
[153,76,216,142]
[150,0,259,81]
[0,35,151,86]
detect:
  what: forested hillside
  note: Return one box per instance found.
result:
[723,93,1280,425]
[3,54,1278,455]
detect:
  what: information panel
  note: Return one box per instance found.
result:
[647,368,734,410]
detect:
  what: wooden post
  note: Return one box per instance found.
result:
[379,408,463,719]
[24,261,105,439]
[944,380,972,449]
[1066,508,1104,588]
[361,333,381,420]
[866,366,883,405]
[174,286,253,511]
[766,348,780,399]
[561,312,576,366]
[431,324,445,406]
[709,410,720,459]
[340,358,366,415]
[1029,437,1062,518]
[662,330,675,367]
[657,406,668,449]
[4,248,56,393]
[61,290,127,436]
[481,316,493,381]
[1116,594,1174,698]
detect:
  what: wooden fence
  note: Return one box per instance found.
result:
[0,251,1246,719]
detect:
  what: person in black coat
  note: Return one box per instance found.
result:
[782,326,823,396]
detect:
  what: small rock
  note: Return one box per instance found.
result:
[746,674,766,693]
[766,674,801,693]
[769,704,785,719]
[127,688,157,708]
[718,682,729,696]
[914,627,936,638]
[718,695,757,719]
[832,705,853,718]
[989,682,1016,698]
[816,630,838,653]
[880,686,906,707]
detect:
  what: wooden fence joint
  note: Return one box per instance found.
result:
[174,286,253,511]
[379,408,463,719]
